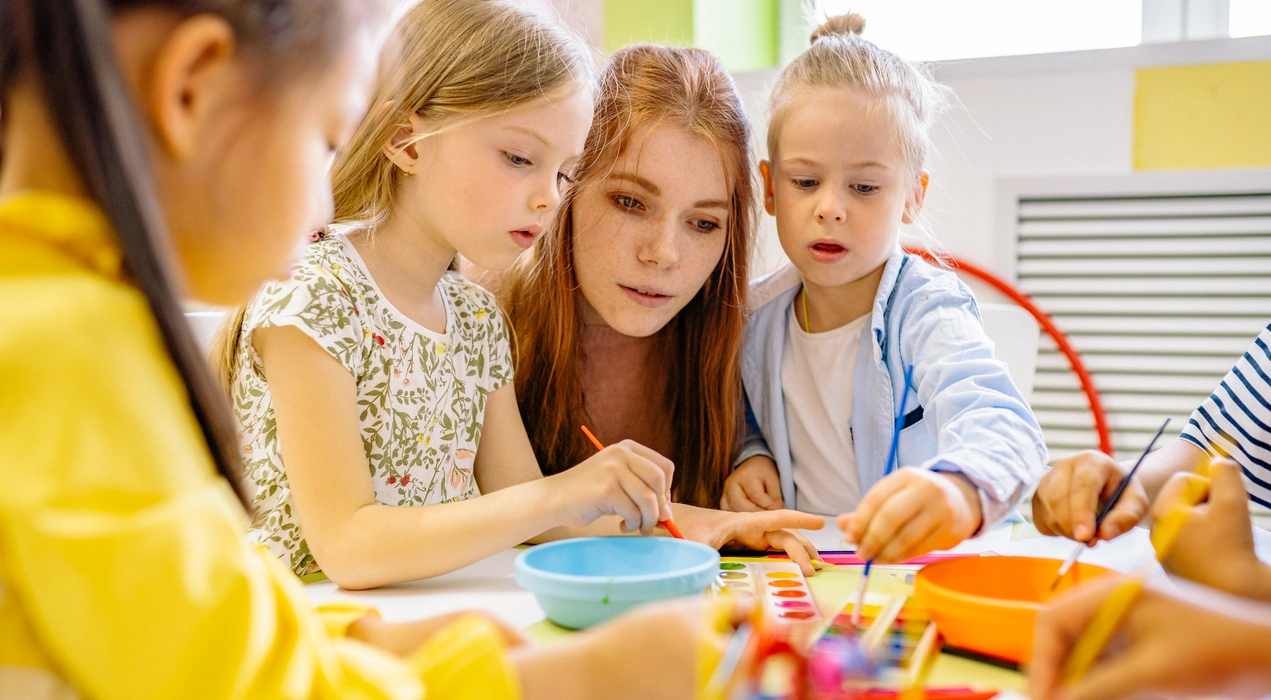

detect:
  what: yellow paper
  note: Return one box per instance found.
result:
[1135,60,1271,170]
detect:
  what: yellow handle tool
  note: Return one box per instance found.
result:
[1061,459,1216,686]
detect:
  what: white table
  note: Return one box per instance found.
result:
[305,548,547,627]
[304,523,1271,628]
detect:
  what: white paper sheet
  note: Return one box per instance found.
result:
[305,548,547,627]
[793,518,1015,553]
[796,526,851,551]
[983,526,1174,587]
[1254,525,1271,564]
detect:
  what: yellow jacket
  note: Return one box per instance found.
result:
[0,190,520,700]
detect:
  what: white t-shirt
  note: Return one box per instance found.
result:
[781,305,870,515]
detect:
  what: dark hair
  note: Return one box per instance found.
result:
[1,0,353,506]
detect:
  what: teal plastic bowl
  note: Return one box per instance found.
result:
[515,537,721,629]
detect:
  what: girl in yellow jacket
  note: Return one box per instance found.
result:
[0,0,736,698]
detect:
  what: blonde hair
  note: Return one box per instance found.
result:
[210,0,594,392]
[767,13,949,183]
[331,0,595,228]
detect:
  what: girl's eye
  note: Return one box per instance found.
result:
[613,195,641,210]
[558,172,577,186]
[854,184,879,194]
[505,152,532,167]
[690,219,721,233]
[792,178,818,189]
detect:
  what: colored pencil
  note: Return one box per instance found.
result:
[1060,577,1143,684]
[1051,418,1171,590]
[580,424,685,539]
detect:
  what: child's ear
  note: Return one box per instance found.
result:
[759,160,776,216]
[902,172,930,225]
[382,112,427,174]
[146,15,237,157]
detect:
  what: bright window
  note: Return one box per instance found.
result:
[816,0,1143,62]
[1230,0,1271,38]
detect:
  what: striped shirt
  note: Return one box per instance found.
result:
[1180,322,1271,509]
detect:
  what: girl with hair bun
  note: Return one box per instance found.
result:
[724,13,1047,564]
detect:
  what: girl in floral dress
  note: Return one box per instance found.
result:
[218,0,822,589]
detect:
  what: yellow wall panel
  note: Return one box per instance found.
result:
[1135,60,1271,170]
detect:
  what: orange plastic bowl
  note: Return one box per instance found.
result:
[914,556,1114,664]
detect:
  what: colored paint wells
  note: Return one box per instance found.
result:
[712,560,822,639]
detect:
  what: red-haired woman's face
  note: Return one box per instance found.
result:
[571,124,730,337]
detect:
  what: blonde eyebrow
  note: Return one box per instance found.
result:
[502,125,549,146]
[782,156,890,170]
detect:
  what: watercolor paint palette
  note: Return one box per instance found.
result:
[820,596,937,687]
[714,560,823,630]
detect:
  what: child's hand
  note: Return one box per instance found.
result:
[548,440,675,535]
[677,507,825,575]
[1030,575,1271,700]
[838,467,982,563]
[1151,459,1271,602]
[517,597,753,700]
[348,610,529,657]
[1033,450,1150,544]
[720,456,784,512]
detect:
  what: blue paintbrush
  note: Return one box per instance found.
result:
[851,364,915,627]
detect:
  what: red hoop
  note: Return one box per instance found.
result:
[903,246,1113,456]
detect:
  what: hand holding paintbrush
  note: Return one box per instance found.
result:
[581,425,686,539]
[1050,418,1171,591]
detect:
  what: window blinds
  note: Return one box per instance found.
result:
[1002,173,1271,460]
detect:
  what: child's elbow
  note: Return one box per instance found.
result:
[319,559,381,591]
[306,539,382,590]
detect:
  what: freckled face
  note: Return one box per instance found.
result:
[571,125,731,337]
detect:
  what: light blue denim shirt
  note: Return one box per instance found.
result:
[739,248,1047,528]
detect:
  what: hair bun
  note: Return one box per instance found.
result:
[811,13,865,42]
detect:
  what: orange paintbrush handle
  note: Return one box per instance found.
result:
[580,425,685,540]
[580,424,605,452]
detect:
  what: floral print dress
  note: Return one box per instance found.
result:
[231,233,513,576]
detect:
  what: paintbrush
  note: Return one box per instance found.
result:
[1050,418,1171,591]
[580,424,686,539]
[851,364,915,627]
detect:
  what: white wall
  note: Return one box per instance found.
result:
[513,2,1271,296]
[735,34,1271,300]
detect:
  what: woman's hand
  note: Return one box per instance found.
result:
[1033,450,1150,544]
[675,505,825,575]
[547,440,676,534]
[838,468,982,563]
[1151,459,1271,601]
[720,456,784,512]
[1030,575,1271,700]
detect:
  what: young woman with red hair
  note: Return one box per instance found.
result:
[498,45,822,564]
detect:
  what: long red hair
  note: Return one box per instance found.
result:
[500,45,755,508]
